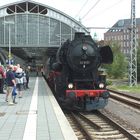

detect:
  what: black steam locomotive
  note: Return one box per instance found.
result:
[47,32,113,111]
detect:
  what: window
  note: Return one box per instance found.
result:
[127,34,129,40]
[124,35,126,40]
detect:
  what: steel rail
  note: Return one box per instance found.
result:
[97,111,139,140]
[71,112,94,140]
[108,89,140,101]
[78,112,102,130]
[108,89,140,109]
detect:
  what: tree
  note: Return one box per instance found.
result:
[103,41,128,78]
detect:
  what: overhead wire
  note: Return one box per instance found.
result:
[82,0,126,21]
[81,0,102,20]
[75,0,90,18]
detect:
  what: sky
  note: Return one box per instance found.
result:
[0,0,140,40]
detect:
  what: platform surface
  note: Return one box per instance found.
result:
[0,77,77,140]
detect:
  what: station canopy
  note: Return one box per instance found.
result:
[0,0,89,65]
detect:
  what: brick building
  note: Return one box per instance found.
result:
[104,18,140,57]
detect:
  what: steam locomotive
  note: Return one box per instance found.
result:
[46,32,113,111]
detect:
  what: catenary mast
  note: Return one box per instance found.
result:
[129,0,137,86]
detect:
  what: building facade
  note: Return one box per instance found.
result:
[104,18,140,56]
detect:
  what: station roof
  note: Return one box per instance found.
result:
[0,0,89,65]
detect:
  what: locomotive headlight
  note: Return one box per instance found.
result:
[68,83,74,89]
[99,83,104,88]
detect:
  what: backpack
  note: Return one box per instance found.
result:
[15,72,23,78]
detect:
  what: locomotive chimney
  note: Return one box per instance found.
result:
[74,32,85,40]
[85,35,92,41]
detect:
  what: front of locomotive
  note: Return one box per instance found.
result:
[65,33,112,111]
[66,32,100,73]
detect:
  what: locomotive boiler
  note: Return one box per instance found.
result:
[47,32,113,111]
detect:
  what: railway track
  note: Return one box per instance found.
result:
[108,89,140,110]
[65,111,140,140]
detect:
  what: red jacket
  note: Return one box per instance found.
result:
[0,66,5,79]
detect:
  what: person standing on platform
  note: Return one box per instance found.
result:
[22,68,27,90]
[41,67,44,76]
[5,65,16,105]
[0,62,5,94]
[25,66,30,89]
[12,65,18,103]
[15,64,23,98]
[36,67,39,76]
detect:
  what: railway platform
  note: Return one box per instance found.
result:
[0,77,77,140]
